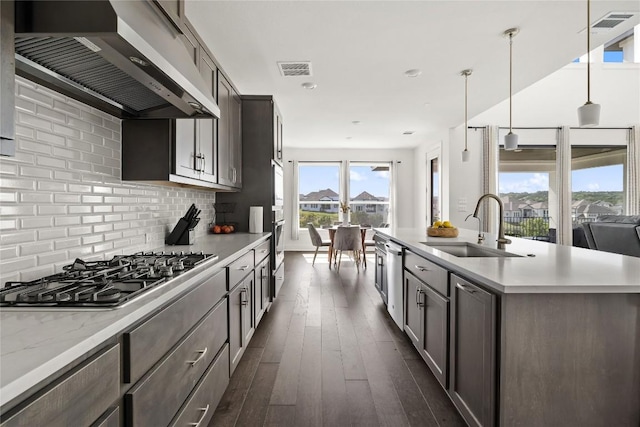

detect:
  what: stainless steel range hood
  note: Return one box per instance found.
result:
[14,0,220,119]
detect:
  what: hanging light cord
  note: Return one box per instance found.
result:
[586,0,591,103]
[509,31,514,133]
[464,72,468,151]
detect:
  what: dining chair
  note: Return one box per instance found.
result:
[307,223,331,266]
[361,227,375,268]
[333,225,363,272]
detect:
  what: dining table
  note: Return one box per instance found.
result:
[326,225,369,268]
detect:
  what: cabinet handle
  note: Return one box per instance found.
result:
[456,282,476,293]
[415,265,429,272]
[417,290,425,307]
[201,154,206,173]
[241,288,249,305]
[237,265,250,271]
[415,288,420,307]
[188,404,210,427]
[186,347,208,367]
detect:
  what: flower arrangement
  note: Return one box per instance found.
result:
[340,201,350,213]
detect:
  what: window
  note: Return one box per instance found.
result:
[349,162,390,227]
[571,146,626,223]
[297,161,392,229]
[298,163,340,228]
[499,147,557,240]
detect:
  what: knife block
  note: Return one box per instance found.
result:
[176,229,195,245]
[166,218,191,245]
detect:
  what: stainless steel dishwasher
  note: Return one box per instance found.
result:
[385,241,404,329]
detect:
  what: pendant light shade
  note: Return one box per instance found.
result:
[504,28,519,151]
[577,0,600,127]
[461,69,472,163]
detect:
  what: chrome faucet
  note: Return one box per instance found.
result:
[465,213,484,244]
[469,193,512,249]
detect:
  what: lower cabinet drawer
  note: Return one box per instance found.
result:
[254,239,270,263]
[125,300,228,427]
[228,251,255,290]
[405,250,449,296]
[91,406,119,427]
[1,344,120,427]
[170,344,230,427]
[124,269,226,384]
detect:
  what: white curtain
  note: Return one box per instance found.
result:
[627,127,640,215]
[481,125,499,233]
[556,127,572,245]
[290,160,299,240]
[389,161,398,226]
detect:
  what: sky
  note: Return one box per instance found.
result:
[499,164,624,194]
[299,165,390,198]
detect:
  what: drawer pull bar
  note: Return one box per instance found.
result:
[415,265,430,272]
[456,282,476,293]
[188,404,210,427]
[241,288,249,306]
[186,348,208,366]
[238,265,250,271]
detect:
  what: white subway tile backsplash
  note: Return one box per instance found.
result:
[1,77,216,283]
[38,206,67,215]
[20,217,53,229]
[20,241,54,256]
[54,193,80,204]
[52,123,81,139]
[37,228,67,240]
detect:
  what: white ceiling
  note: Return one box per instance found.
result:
[185,1,640,150]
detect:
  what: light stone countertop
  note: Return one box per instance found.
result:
[377,227,640,294]
[0,232,270,411]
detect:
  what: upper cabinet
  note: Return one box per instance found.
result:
[153,0,185,32]
[217,72,242,189]
[121,13,244,191]
[0,0,15,156]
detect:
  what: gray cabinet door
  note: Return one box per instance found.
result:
[198,53,217,183]
[174,120,198,180]
[255,258,270,325]
[228,283,243,376]
[230,88,242,188]
[403,272,422,347]
[217,73,233,187]
[449,274,496,427]
[421,284,449,388]
[153,0,183,30]
[242,275,255,346]
[273,107,283,163]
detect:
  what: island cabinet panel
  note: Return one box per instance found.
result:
[0,344,120,427]
[169,344,230,427]
[91,407,119,427]
[124,299,227,427]
[124,268,226,384]
[499,293,640,427]
[404,271,449,388]
[449,274,496,427]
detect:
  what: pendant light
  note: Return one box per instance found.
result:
[577,0,601,127]
[461,69,472,162]
[504,28,519,151]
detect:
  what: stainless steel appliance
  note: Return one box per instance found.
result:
[13,0,219,119]
[386,241,404,329]
[273,161,284,209]
[0,252,216,309]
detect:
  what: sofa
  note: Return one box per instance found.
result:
[581,215,640,258]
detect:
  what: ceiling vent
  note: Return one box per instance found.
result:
[589,12,637,33]
[278,61,312,77]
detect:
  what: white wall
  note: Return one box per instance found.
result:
[423,61,640,234]
[283,147,415,251]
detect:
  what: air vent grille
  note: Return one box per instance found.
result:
[590,11,637,33]
[277,61,312,77]
[15,37,167,111]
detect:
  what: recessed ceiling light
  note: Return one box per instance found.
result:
[346,136,353,140]
[301,82,317,90]
[352,120,361,125]
[423,102,431,107]
[405,69,422,77]
[403,131,415,135]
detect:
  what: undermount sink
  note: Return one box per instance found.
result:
[421,242,522,258]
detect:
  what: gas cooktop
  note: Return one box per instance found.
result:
[0,252,217,309]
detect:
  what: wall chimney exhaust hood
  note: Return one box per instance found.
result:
[14,0,220,119]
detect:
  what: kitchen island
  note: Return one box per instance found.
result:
[376,227,640,427]
[0,232,271,425]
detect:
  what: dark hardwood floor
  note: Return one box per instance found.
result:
[210,252,465,427]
